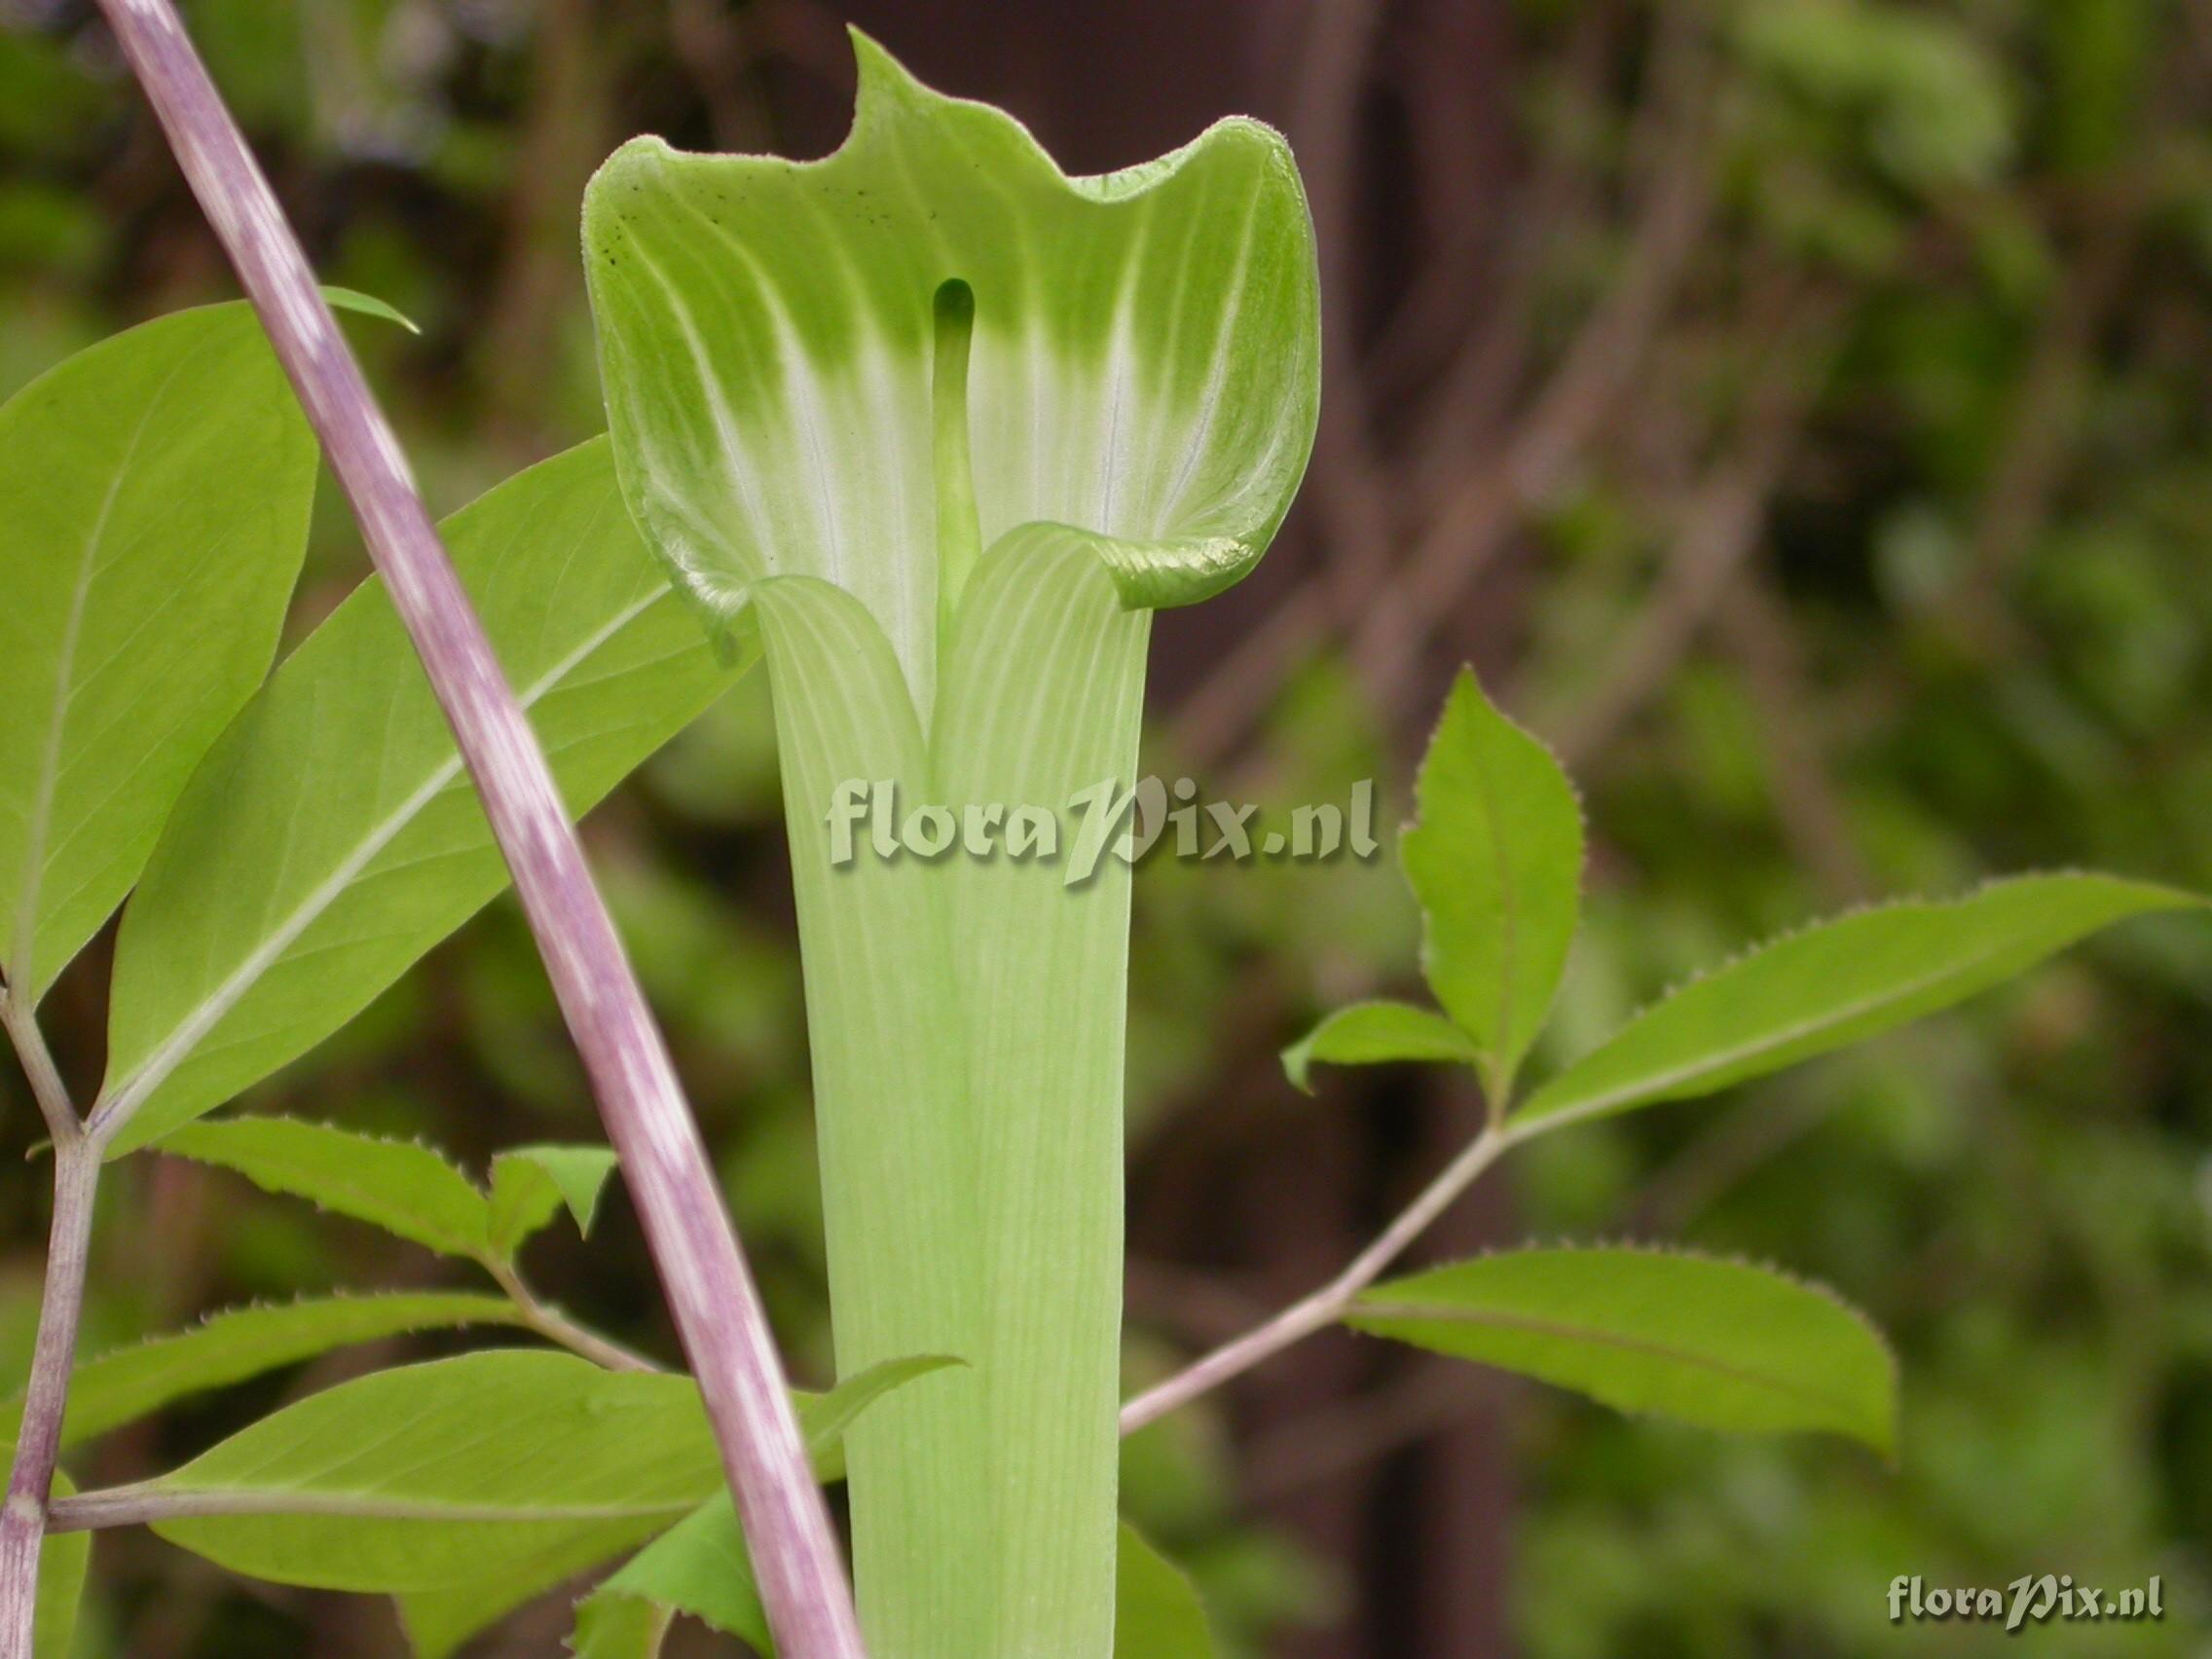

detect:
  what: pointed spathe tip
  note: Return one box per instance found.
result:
[847,26,938,120]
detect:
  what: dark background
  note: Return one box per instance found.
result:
[5,0,2212,1653]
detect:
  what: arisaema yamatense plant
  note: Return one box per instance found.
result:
[4,26,2206,1659]
[0,42,1276,1657]
[582,33,1319,1659]
[578,30,2211,1657]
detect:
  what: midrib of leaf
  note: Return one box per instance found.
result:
[95,586,663,1135]
[1471,733,1519,1099]
[149,1493,689,1523]
[11,364,178,993]
[1354,1300,1866,1420]
[1518,925,2067,1132]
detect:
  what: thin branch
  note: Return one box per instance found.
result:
[0,1146,100,1655]
[85,4,862,1653]
[482,1257,661,1375]
[0,995,82,1151]
[1121,1124,1511,1435]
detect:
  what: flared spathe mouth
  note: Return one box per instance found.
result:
[583,28,1319,723]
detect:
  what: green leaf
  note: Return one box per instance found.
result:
[585,37,1317,1656]
[1349,1246,1897,1455]
[565,1355,960,1657]
[489,1144,621,1260]
[1281,1000,1484,1092]
[574,1496,769,1655]
[1512,873,2203,1133]
[323,285,422,335]
[1114,1523,1217,1658]
[100,438,750,1155]
[0,1293,522,1453]
[149,1351,722,1593]
[158,1118,494,1260]
[0,303,313,1004]
[37,1470,87,1659]
[1400,669,1583,1100]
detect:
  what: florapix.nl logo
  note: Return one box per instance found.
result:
[825,777,1382,886]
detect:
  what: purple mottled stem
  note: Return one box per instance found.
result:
[0,1142,96,1659]
[84,2,865,1653]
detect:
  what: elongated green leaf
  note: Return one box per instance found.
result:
[1401,669,1583,1100]
[101,438,749,1155]
[586,37,1318,1657]
[1115,1524,1217,1659]
[37,1471,87,1659]
[158,1119,493,1260]
[489,1144,621,1260]
[0,1293,522,1453]
[1349,1246,1897,1454]
[1513,873,2201,1133]
[1281,1001,1483,1092]
[0,303,313,1003]
[149,1351,721,1593]
[565,1356,961,1658]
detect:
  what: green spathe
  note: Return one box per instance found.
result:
[584,33,1318,1659]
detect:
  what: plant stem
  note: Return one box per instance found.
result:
[86,4,863,1652]
[1120,1124,1512,1434]
[0,1143,98,1658]
[483,1257,660,1375]
[0,995,79,1150]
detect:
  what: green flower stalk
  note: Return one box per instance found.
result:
[584,35,1318,1657]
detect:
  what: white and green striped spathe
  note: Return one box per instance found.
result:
[584,34,1317,1659]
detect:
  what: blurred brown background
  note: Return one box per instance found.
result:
[6,0,2212,1653]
